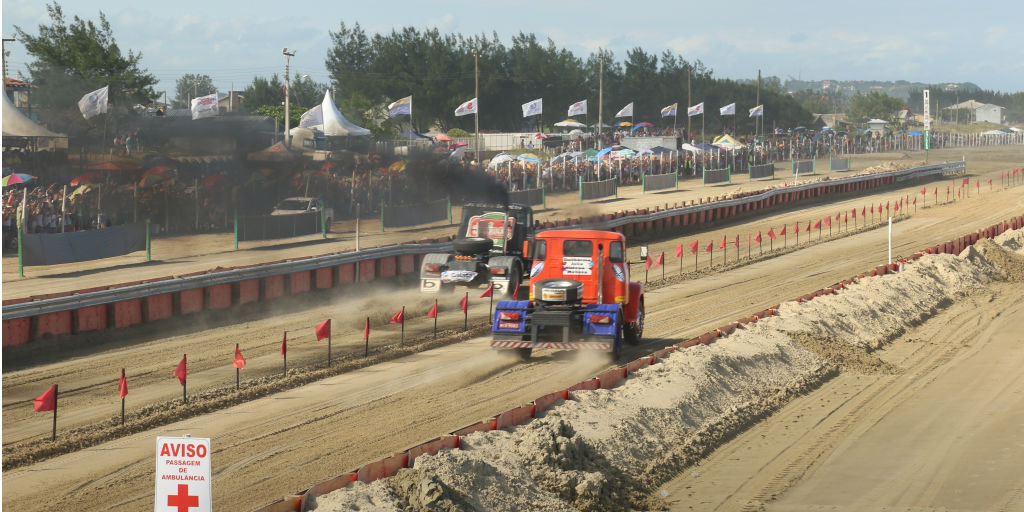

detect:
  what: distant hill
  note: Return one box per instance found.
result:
[782,80,982,101]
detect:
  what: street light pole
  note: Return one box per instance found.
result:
[473,49,480,163]
[282,48,296,148]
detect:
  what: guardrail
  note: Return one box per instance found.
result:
[2,160,967,344]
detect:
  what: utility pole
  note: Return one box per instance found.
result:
[687,68,692,138]
[756,70,761,141]
[282,47,296,148]
[2,36,15,90]
[473,49,480,162]
[597,51,604,150]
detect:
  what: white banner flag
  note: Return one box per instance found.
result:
[568,99,587,117]
[522,98,543,117]
[298,104,323,128]
[660,103,678,117]
[687,102,704,117]
[190,92,219,120]
[719,103,736,116]
[455,97,477,116]
[77,85,109,119]
[748,104,764,118]
[615,102,633,118]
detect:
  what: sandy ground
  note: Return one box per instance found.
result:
[1,145,1022,511]
[4,146,1015,299]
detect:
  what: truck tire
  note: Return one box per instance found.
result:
[625,299,644,345]
[506,262,522,298]
[453,237,493,254]
[610,313,624,361]
[515,347,532,360]
[533,279,583,304]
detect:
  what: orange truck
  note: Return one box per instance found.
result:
[490,229,645,360]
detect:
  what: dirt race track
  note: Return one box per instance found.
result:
[3,145,1023,511]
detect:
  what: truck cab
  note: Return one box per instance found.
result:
[491,229,644,360]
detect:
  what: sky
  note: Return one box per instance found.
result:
[4,0,1023,101]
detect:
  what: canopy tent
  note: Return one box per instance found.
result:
[2,92,65,138]
[554,119,586,128]
[319,91,370,137]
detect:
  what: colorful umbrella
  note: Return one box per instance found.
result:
[87,161,142,172]
[516,153,541,165]
[69,172,103,187]
[614,121,632,127]
[2,173,37,187]
[388,160,407,172]
[635,121,654,128]
[434,134,453,142]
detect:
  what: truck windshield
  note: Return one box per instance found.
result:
[276,200,308,211]
[562,240,592,258]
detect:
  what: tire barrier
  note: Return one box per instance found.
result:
[702,166,731,185]
[749,163,775,180]
[792,159,815,176]
[237,212,323,242]
[254,215,1024,512]
[642,172,678,193]
[579,177,617,201]
[508,187,546,207]
[20,222,148,266]
[381,197,450,229]
[830,156,850,172]
[0,160,977,346]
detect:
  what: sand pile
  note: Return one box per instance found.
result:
[310,229,1024,512]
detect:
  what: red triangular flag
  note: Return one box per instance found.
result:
[894,202,899,211]
[719,235,727,249]
[281,331,287,356]
[754,231,762,243]
[645,255,653,270]
[675,244,683,258]
[364,316,370,340]
[814,219,822,229]
[886,201,890,211]
[34,384,57,412]
[689,240,699,254]
[734,235,739,248]
[233,344,246,369]
[390,308,405,324]
[825,216,831,228]
[844,213,848,223]
[806,221,812,232]
[119,370,128,399]
[987,179,992,186]
[920,187,926,195]
[861,206,866,216]
[768,228,777,240]
[780,224,787,236]
[427,300,438,318]
[912,196,917,205]
[852,208,857,219]
[315,319,331,341]
[933,187,937,196]
[962,177,969,187]
[173,355,187,385]
[656,251,665,265]
[705,241,713,253]
[794,221,799,233]
[480,284,493,298]
[459,294,469,312]
[870,204,874,214]
[835,212,840,222]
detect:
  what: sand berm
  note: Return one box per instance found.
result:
[308,228,1024,512]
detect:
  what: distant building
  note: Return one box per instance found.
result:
[866,119,888,134]
[975,104,1004,124]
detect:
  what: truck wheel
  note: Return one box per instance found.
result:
[453,237,494,254]
[515,347,532,360]
[625,299,644,345]
[610,317,624,361]
[506,262,522,298]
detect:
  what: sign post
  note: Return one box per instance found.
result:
[923,89,931,161]
[155,436,211,512]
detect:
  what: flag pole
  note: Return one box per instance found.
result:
[327,319,332,367]
[400,306,405,345]
[283,331,288,375]
[235,343,240,390]
[433,299,438,338]
[463,292,469,331]
[364,316,370,357]
[121,368,126,425]
[52,384,59,441]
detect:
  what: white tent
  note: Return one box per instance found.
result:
[320,91,370,137]
[2,92,64,138]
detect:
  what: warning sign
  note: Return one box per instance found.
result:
[155,436,212,512]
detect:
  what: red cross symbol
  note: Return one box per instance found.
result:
[167,484,199,512]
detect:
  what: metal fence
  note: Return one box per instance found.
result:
[20,222,148,266]
[792,159,815,176]
[237,213,323,242]
[508,187,545,207]
[749,163,775,180]
[642,172,677,192]
[579,177,617,201]
[702,166,731,185]
[830,157,850,171]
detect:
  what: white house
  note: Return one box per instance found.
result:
[866,118,888,133]
[975,103,1004,124]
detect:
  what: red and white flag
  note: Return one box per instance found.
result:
[427,300,438,319]
[190,92,219,120]
[455,97,477,116]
